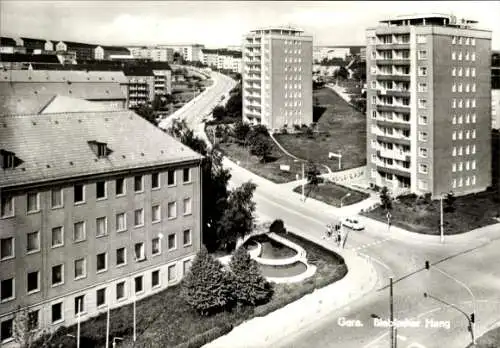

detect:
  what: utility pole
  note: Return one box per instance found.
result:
[390,277,394,348]
[133,296,137,342]
[77,299,81,348]
[440,195,444,243]
[301,161,305,202]
[106,305,110,348]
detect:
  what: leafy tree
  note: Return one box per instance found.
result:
[181,247,235,316]
[168,119,208,155]
[229,247,274,306]
[380,186,392,210]
[232,121,251,144]
[444,192,456,213]
[250,134,272,162]
[225,85,242,118]
[212,105,226,121]
[269,219,286,234]
[334,66,349,80]
[13,306,55,348]
[134,104,157,126]
[217,182,257,251]
[306,162,322,195]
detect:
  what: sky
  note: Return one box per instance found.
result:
[1,1,499,49]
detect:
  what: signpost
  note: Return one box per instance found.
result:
[386,211,392,231]
[328,152,342,170]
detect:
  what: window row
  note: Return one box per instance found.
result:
[0,169,192,218]
[284,75,302,81]
[0,262,193,341]
[452,114,477,124]
[284,40,302,46]
[284,91,302,99]
[452,36,476,46]
[451,51,477,61]
[451,83,477,93]
[452,160,477,172]
[451,67,476,77]
[452,176,477,188]
[452,98,477,109]
[284,83,302,90]
[452,129,477,140]
[284,56,302,63]
[452,144,477,156]
[284,66,302,72]
[284,101,302,107]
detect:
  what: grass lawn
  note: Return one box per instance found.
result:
[41,230,347,348]
[294,182,370,207]
[273,87,366,172]
[466,326,500,348]
[362,191,500,235]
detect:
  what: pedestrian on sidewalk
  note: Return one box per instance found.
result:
[323,224,332,239]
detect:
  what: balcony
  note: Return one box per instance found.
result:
[245,42,261,47]
[376,74,410,82]
[246,74,261,81]
[376,58,410,66]
[376,104,410,113]
[377,165,411,178]
[376,119,411,131]
[377,149,411,162]
[376,43,410,50]
[376,134,411,147]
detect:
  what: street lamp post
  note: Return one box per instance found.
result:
[340,193,351,208]
[440,195,444,243]
[112,337,124,348]
[425,261,476,345]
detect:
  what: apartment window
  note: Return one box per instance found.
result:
[418,83,428,92]
[472,99,476,108]
[168,234,176,250]
[458,99,463,108]
[116,247,126,266]
[458,115,463,124]
[0,237,14,260]
[152,270,160,288]
[452,99,456,108]
[452,67,456,76]
[183,168,191,183]
[151,173,160,189]
[459,177,463,187]
[452,36,456,45]
[74,184,85,204]
[418,50,427,60]
[472,144,476,154]
[417,35,427,44]
[418,180,428,190]
[116,282,125,300]
[96,181,106,199]
[466,161,470,170]
[452,84,456,93]
[452,163,457,172]
[471,68,476,77]
[51,302,63,323]
[96,217,107,237]
[183,198,192,216]
[168,265,176,282]
[465,99,470,108]
[372,111,377,119]
[116,213,126,232]
[472,160,476,170]
[472,175,476,185]
[466,130,470,139]
[472,130,476,139]
[371,81,376,89]
[74,258,86,280]
[73,221,86,242]
[452,116,457,124]
[453,179,457,188]
[458,52,462,60]
[134,208,144,227]
[134,175,143,192]
[167,170,175,186]
[74,295,85,315]
[27,310,39,331]
[371,66,377,74]
[183,229,192,246]
[418,99,427,109]
[51,189,63,208]
[466,84,470,92]
[471,38,476,46]
[452,52,456,60]
[134,276,144,294]
[465,51,470,61]
[1,195,14,218]
[465,67,470,77]
[419,164,428,174]
[150,237,161,256]
[471,52,476,61]
[96,253,107,273]
[458,131,463,140]
[453,147,457,156]
[152,205,160,223]
[52,264,63,286]
[418,115,428,125]
[27,193,39,213]
[459,147,463,156]
[458,68,463,76]
[458,84,463,93]
[419,132,428,142]
[419,148,428,158]
[472,84,476,93]
[134,242,145,261]
[167,202,177,219]
[96,288,106,307]
[27,231,40,253]
[116,178,125,196]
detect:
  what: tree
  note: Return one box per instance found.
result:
[306,162,322,195]
[233,121,251,144]
[134,104,157,126]
[444,192,456,213]
[229,247,273,306]
[181,247,235,316]
[217,181,257,251]
[225,85,242,118]
[334,66,349,81]
[168,119,207,155]
[250,134,272,162]
[13,306,54,348]
[380,186,392,210]
[212,105,226,121]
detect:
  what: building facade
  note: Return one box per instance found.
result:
[95,46,131,60]
[128,47,174,63]
[0,110,203,346]
[242,27,313,130]
[123,66,155,109]
[366,14,492,197]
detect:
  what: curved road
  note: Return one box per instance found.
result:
[160,69,500,348]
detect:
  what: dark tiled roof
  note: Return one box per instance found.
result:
[0,53,60,64]
[147,61,172,70]
[101,46,131,55]
[0,110,202,188]
[20,37,47,45]
[123,65,154,76]
[0,37,16,47]
[63,41,98,48]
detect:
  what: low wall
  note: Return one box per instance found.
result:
[329,165,366,183]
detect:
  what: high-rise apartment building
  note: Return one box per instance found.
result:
[366,14,492,197]
[0,110,202,344]
[242,27,313,130]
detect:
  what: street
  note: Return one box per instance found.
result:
[166,69,500,348]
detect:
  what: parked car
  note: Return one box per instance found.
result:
[342,217,364,231]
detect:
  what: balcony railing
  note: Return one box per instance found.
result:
[377,149,411,162]
[376,58,410,66]
[376,165,411,178]
[376,134,411,147]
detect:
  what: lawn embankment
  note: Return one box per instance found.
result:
[294,182,370,207]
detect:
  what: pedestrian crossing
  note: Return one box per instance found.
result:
[348,237,394,252]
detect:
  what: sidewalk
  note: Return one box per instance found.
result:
[203,230,378,348]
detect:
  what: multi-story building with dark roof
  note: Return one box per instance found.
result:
[366,13,492,197]
[55,41,97,62]
[94,46,131,60]
[0,110,203,345]
[122,66,155,109]
[0,53,62,70]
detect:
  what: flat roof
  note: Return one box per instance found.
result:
[380,13,478,24]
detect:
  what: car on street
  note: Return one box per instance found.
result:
[342,217,364,231]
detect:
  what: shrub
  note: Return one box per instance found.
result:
[293,124,301,131]
[174,324,233,348]
[181,247,235,316]
[269,219,286,234]
[229,247,274,306]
